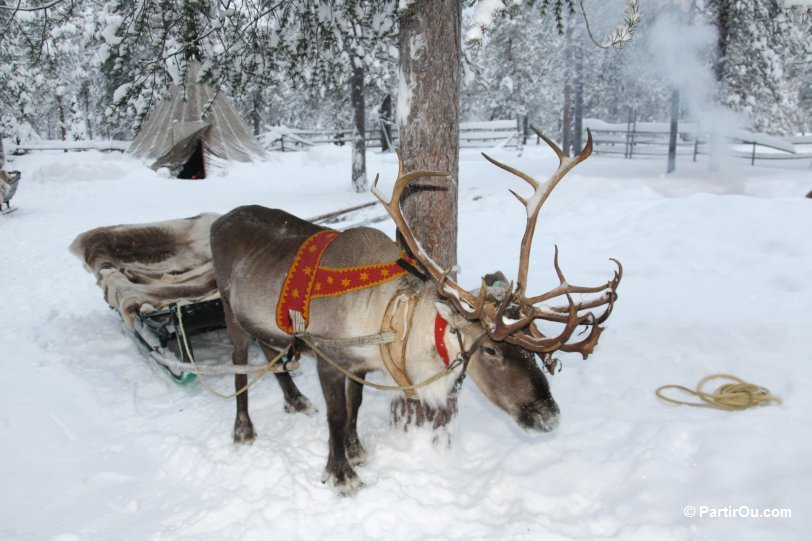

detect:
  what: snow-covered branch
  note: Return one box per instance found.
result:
[0,0,67,11]
[464,0,641,49]
[579,0,640,49]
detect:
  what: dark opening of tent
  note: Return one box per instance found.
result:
[178,142,206,179]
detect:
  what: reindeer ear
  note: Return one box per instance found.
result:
[434,301,466,331]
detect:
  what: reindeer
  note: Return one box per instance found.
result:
[209,130,621,495]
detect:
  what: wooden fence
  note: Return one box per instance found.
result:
[584,118,812,165]
[261,119,522,152]
[7,140,130,155]
[8,120,809,168]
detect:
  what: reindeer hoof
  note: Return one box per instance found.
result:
[284,396,317,416]
[233,414,256,444]
[322,467,364,496]
[346,439,368,466]
[348,449,368,467]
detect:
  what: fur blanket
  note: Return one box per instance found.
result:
[70,213,221,329]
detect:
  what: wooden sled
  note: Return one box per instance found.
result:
[132,299,228,383]
[70,214,300,383]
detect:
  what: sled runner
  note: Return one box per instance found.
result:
[131,299,228,382]
[1,170,20,215]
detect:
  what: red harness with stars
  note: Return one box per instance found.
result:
[276,229,454,367]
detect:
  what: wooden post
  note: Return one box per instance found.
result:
[668,89,679,173]
[629,113,637,160]
[625,109,633,159]
[751,141,756,166]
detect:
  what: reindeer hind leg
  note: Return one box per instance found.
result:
[222,299,256,444]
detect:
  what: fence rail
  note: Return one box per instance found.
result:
[260,119,522,152]
[7,140,130,154]
[8,120,809,169]
[584,118,812,165]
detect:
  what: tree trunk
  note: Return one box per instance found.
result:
[714,1,731,82]
[573,38,584,153]
[57,95,68,142]
[397,0,460,271]
[251,92,261,136]
[379,93,393,152]
[562,82,572,156]
[80,82,93,140]
[0,135,4,168]
[395,0,461,430]
[350,64,367,193]
[561,23,573,156]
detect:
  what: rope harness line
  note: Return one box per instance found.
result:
[174,295,468,399]
[176,306,292,400]
[298,333,464,392]
[655,374,782,411]
[296,289,477,395]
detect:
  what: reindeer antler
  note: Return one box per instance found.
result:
[483,127,622,357]
[372,152,490,319]
[374,130,621,359]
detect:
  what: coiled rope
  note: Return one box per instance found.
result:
[656,374,781,411]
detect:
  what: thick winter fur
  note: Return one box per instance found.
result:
[70,213,221,328]
[211,205,560,495]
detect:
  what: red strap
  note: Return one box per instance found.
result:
[276,230,340,334]
[434,313,450,367]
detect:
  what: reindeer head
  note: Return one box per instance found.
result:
[373,128,621,431]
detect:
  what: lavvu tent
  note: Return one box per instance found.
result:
[128,62,266,178]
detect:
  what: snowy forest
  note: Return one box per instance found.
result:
[1,0,810,146]
[4,2,812,539]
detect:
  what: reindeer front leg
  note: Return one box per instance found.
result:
[256,342,317,416]
[317,361,362,495]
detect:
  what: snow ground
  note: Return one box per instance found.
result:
[1,146,811,541]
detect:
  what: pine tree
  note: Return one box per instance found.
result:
[705,0,809,134]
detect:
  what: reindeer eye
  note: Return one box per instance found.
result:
[482,346,497,356]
